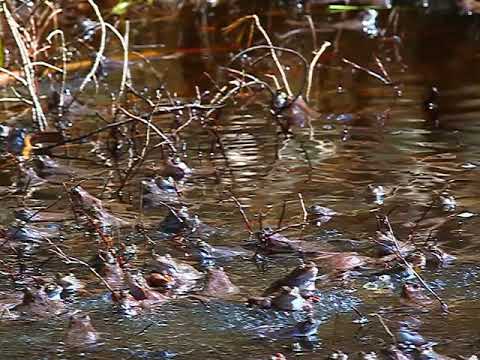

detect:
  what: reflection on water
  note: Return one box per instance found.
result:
[1,0,480,358]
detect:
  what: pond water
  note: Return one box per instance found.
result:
[1,1,480,359]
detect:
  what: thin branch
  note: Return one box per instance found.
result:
[3,3,47,129]
[45,238,115,294]
[79,0,107,92]
[0,67,28,86]
[305,15,318,51]
[342,58,392,85]
[46,29,68,115]
[103,21,130,97]
[369,313,397,345]
[383,215,448,311]
[306,41,331,102]
[29,61,64,73]
[277,200,287,229]
[275,221,309,234]
[224,15,293,96]
[298,193,308,223]
[230,195,254,235]
[118,107,176,154]
[41,115,136,151]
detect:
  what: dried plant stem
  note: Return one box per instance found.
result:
[0,97,32,104]
[230,45,308,83]
[342,58,391,85]
[298,193,308,223]
[79,0,106,92]
[46,29,68,114]
[369,313,397,345]
[103,22,130,97]
[277,200,287,229]
[406,260,447,311]
[223,67,275,95]
[383,216,448,311]
[3,3,47,130]
[306,41,331,102]
[230,195,254,235]
[251,15,292,96]
[28,61,63,73]
[45,238,115,294]
[224,15,292,96]
[265,74,281,90]
[206,79,265,118]
[37,5,62,41]
[374,56,392,84]
[274,221,309,234]
[121,21,130,95]
[118,107,176,154]
[305,15,317,50]
[0,67,27,86]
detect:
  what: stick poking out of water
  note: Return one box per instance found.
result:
[224,15,293,97]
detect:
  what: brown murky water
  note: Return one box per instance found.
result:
[1,1,480,359]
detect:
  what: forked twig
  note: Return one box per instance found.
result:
[229,45,308,98]
[3,2,47,130]
[118,107,176,154]
[224,15,293,96]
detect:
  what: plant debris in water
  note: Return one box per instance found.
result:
[0,0,479,359]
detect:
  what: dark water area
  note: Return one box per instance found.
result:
[1,0,480,359]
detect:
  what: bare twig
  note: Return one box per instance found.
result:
[369,313,397,345]
[79,0,106,92]
[3,2,47,129]
[230,195,254,235]
[275,221,309,234]
[374,56,392,84]
[224,15,293,96]
[46,29,67,115]
[305,15,317,51]
[118,106,176,154]
[103,21,130,97]
[222,67,276,95]
[306,41,331,102]
[29,61,64,73]
[406,201,435,244]
[0,67,27,86]
[298,193,307,223]
[342,58,391,85]
[41,114,136,151]
[277,200,287,229]
[45,238,116,294]
[383,215,448,311]
[206,79,267,118]
[265,74,281,90]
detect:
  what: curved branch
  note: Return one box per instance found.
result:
[79,0,107,92]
